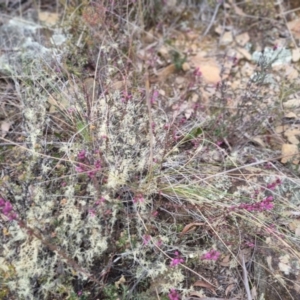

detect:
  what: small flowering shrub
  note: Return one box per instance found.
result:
[1,0,300,299]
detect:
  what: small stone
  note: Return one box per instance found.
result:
[186,31,198,41]
[236,47,252,61]
[191,93,199,102]
[220,31,233,45]
[284,112,297,118]
[214,25,223,35]
[283,99,300,108]
[292,48,300,62]
[159,89,165,96]
[175,76,185,85]
[182,62,190,71]
[285,65,298,80]
[235,32,250,46]
[281,144,299,164]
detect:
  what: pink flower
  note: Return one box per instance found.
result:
[3,201,12,214]
[142,235,151,246]
[95,197,105,205]
[156,239,162,247]
[201,249,221,261]
[94,160,101,169]
[8,212,17,221]
[193,67,202,77]
[77,150,86,160]
[245,241,255,248]
[88,209,96,217]
[0,198,5,206]
[168,289,181,300]
[133,195,144,203]
[170,251,184,267]
[0,199,17,221]
[75,163,85,173]
[151,90,159,104]
[265,196,274,202]
[152,211,158,217]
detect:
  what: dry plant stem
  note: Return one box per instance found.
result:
[202,0,223,37]
[0,136,84,166]
[234,212,300,260]
[276,7,300,17]
[195,154,297,185]
[241,253,252,300]
[278,1,298,48]
[145,71,154,175]
[196,207,240,265]
[137,0,144,29]
[155,287,161,299]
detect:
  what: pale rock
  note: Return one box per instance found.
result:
[287,19,300,39]
[292,48,300,62]
[159,89,165,96]
[199,64,221,83]
[191,93,199,102]
[214,25,223,35]
[220,31,233,45]
[283,99,300,108]
[235,32,250,46]
[287,135,299,145]
[186,31,199,41]
[182,62,190,71]
[143,29,155,43]
[236,47,252,61]
[190,44,198,54]
[38,11,59,26]
[175,76,185,84]
[231,80,240,90]
[275,125,289,134]
[283,125,300,144]
[284,112,297,119]
[241,62,255,77]
[285,65,298,80]
[281,144,299,164]
[190,54,221,84]
[158,45,169,60]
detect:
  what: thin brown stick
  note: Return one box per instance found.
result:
[145,71,154,174]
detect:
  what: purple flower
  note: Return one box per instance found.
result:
[133,195,145,203]
[151,90,159,104]
[0,198,5,206]
[201,249,221,261]
[94,160,101,169]
[3,202,12,214]
[170,251,184,267]
[88,209,96,217]
[8,212,17,221]
[77,150,86,160]
[168,289,181,300]
[142,235,151,246]
[193,67,202,77]
[0,200,17,221]
[75,163,85,173]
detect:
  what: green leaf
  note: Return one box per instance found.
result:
[76,120,91,143]
[181,126,203,143]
